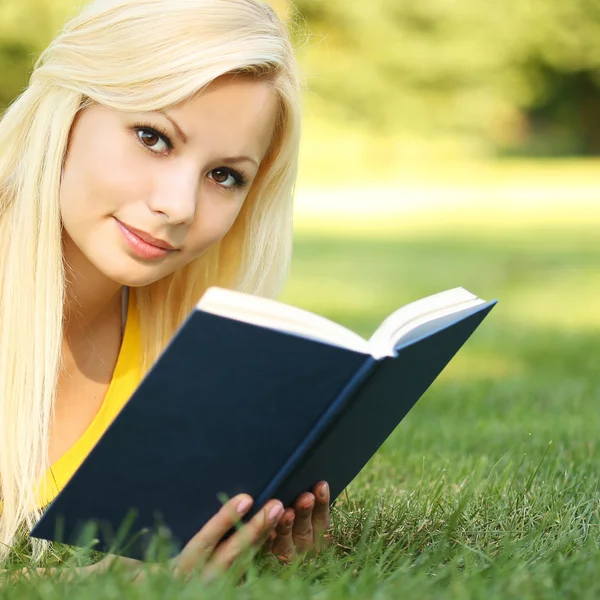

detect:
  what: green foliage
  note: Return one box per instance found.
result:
[292,0,600,154]
[0,0,78,107]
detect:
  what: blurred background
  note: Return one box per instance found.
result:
[1,1,599,210]
[1,0,598,513]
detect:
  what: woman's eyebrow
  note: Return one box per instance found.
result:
[221,156,259,168]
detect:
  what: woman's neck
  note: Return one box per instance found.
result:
[62,232,123,337]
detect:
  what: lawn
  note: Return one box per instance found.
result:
[3,188,599,598]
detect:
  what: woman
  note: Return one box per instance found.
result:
[0,0,330,580]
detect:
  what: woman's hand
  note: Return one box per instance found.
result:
[95,495,285,583]
[266,480,331,563]
[94,483,331,580]
[170,494,284,582]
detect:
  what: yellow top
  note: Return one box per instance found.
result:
[37,290,142,509]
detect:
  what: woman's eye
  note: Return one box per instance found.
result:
[208,168,243,189]
[136,128,170,153]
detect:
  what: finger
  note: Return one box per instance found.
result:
[204,499,284,578]
[292,492,315,554]
[174,494,253,577]
[311,481,331,553]
[262,530,277,554]
[271,508,296,564]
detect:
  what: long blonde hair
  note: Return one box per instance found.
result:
[0,0,301,563]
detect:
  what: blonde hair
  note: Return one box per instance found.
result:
[0,0,301,563]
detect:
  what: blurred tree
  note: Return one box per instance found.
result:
[518,0,600,154]
[0,0,76,108]
[293,0,600,155]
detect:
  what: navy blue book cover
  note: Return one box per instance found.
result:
[31,299,496,559]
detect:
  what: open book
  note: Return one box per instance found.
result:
[198,286,487,359]
[31,287,497,560]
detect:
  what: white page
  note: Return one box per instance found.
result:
[196,287,484,358]
[369,297,486,359]
[368,288,483,357]
[197,287,370,353]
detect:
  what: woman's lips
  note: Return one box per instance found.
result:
[114,218,175,260]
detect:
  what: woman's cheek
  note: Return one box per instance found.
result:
[185,203,243,257]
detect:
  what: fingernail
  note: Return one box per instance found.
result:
[320,482,329,500]
[286,516,295,528]
[268,503,284,523]
[237,498,252,515]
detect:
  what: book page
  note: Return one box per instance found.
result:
[197,287,485,360]
[368,288,485,358]
[197,287,370,353]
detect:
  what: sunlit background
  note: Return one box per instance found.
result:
[1,0,599,592]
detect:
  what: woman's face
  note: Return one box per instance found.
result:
[60,75,278,287]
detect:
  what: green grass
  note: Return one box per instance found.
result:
[3,208,599,597]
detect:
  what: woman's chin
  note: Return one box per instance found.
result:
[97,261,171,288]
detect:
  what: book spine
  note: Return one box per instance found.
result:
[254,355,379,508]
